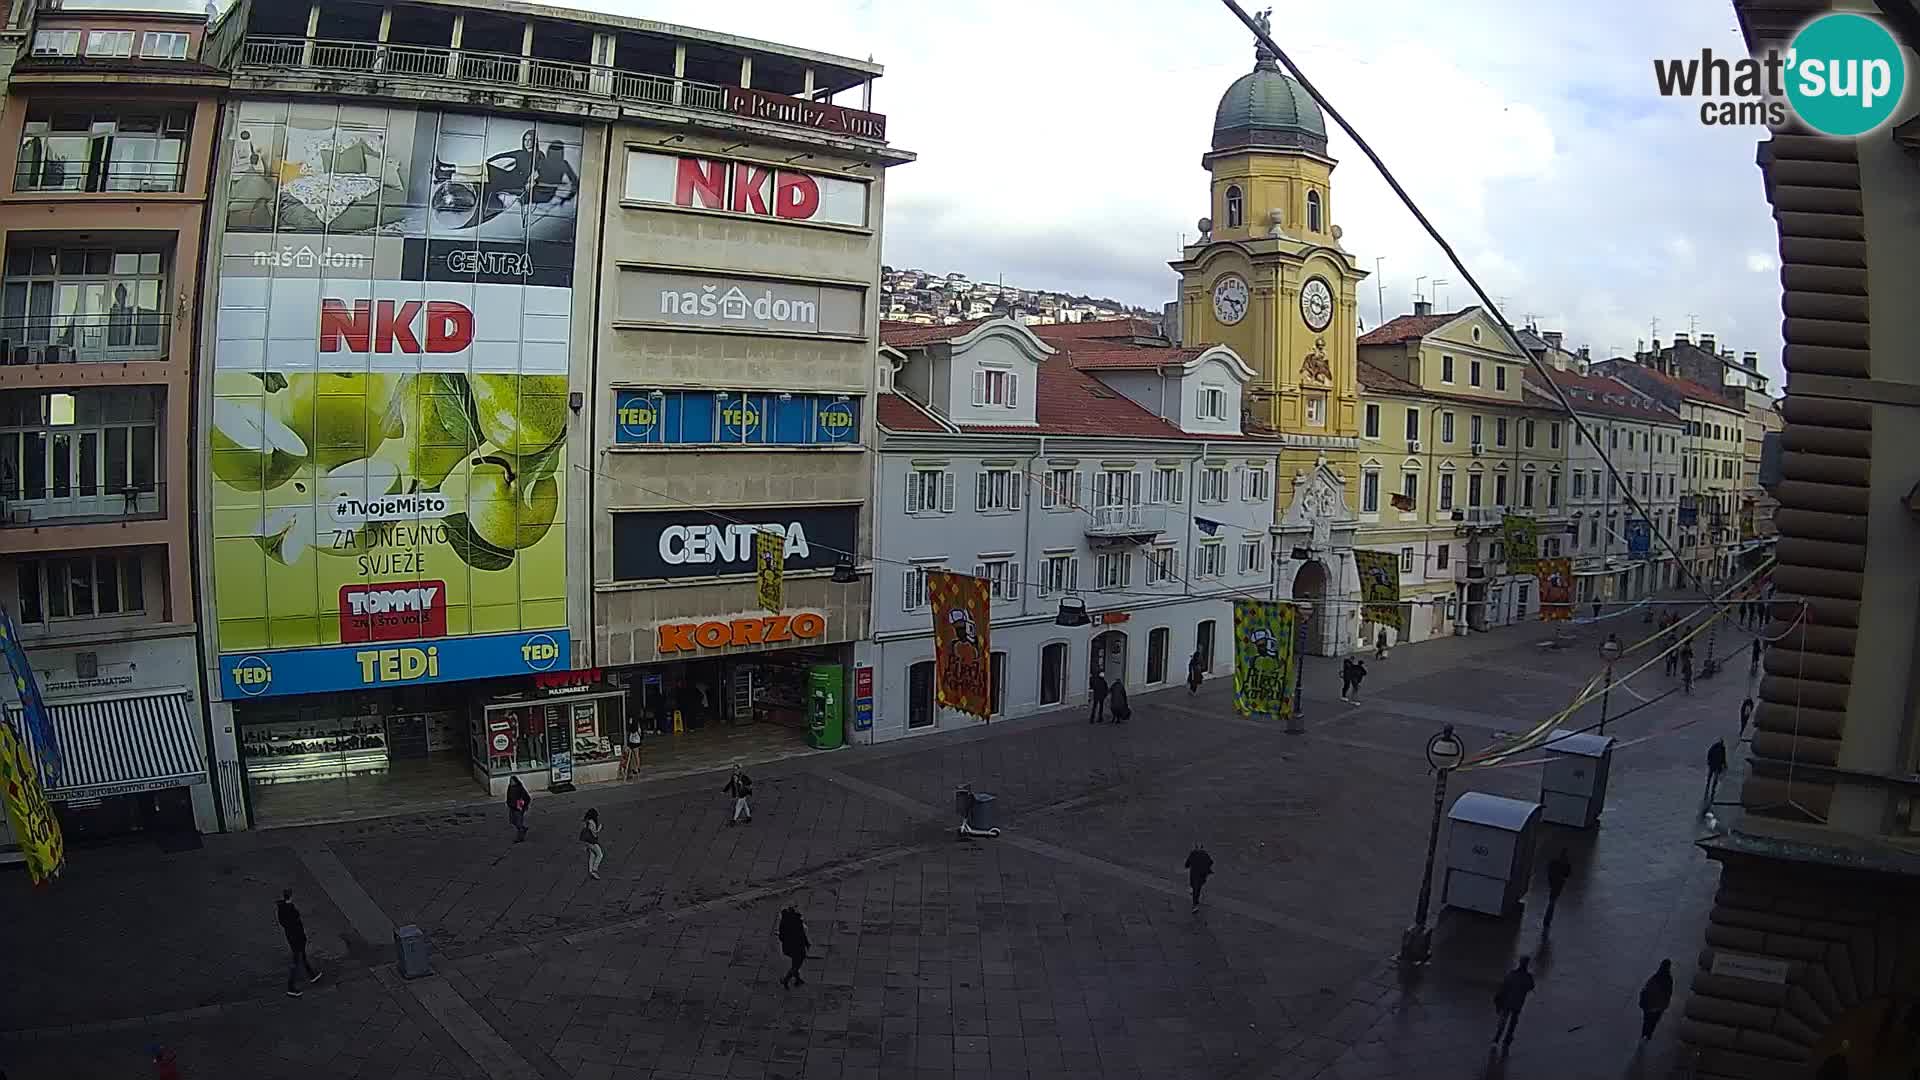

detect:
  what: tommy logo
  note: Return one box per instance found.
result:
[339,580,448,643]
[319,299,475,354]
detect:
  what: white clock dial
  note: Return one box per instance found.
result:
[1211,275,1249,326]
[1300,277,1334,332]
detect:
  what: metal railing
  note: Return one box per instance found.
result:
[13,158,186,194]
[1,480,166,527]
[0,313,171,364]
[1085,504,1168,536]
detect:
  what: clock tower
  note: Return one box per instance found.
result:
[1170,15,1369,656]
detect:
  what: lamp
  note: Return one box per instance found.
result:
[1055,595,1090,627]
[830,556,858,584]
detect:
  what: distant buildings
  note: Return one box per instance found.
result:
[878,266,1153,329]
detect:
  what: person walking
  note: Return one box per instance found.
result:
[1664,633,1680,677]
[776,906,810,988]
[1639,958,1674,1041]
[1108,679,1131,725]
[1705,738,1729,806]
[1740,697,1755,737]
[580,809,604,880]
[1542,847,1572,932]
[1348,657,1369,704]
[1088,670,1109,724]
[276,887,320,997]
[1187,650,1205,695]
[1339,657,1357,703]
[620,723,644,780]
[1751,635,1764,677]
[506,775,531,842]
[1491,956,1535,1052]
[1375,630,1389,660]
[725,764,753,825]
[1681,643,1696,694]
[1184,845,1214,910]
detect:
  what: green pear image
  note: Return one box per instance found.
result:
[399,373,482,490]
[210,398,308,491]
[463,451,560,552]
[251,458,404,566]
[275,372,401,470]
[470,374,569,456]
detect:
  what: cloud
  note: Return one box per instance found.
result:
[542,0,1788,388]
[1745,252,1779,273]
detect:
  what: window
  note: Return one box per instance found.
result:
[904,467,953,514]
[908,661,936,730]
[1199,385,1227,420]
[1239,539,1265,575]
[1441,411,1455,443]
[1639,474,1649,496]
[1589,519,1600,546]
[989,651,1007,716]
[1224,185,1243,229]
[1196,621,1216,672]
[1093,468,1139,511]
[1199,466,1230,503]
[1592,470,1603,495]
[1405,408,1420,441]
[1401,471,1418,508]
[31,30,80,56]
[1550,423,1561,449]
[1524,419,1535,448]
[1609,428,1619,450]
[1361,470,1380,513]
[1574,424,1584,445]
[1495,417,1508,447]
[1364,403,1380,439]
[15,552,143,622]
[1040,643,1068,706]
[1240,465,1270,502]
[1436,543,1450,570]
[0,388,159,508]
[1470,359,1483,387]
[1496,366,1508,391]
[1548,473,1561,508]
[972,367,1018,408]
[1438,472,1455,510]
[1150,466,1183,506]
[1468,472,1484,507]
[85,30,134,57]
[1400,547,1415,574]
[1144,627,1172,686]
[975,467,1022,512]
[140,31,190,59]
[1470,415,1483,446]
[1037,553,1077,597]
[1441,355,1455,383]
[1041,467,1079,510]
[1194,541,1226,578]
[901,561,946,612]
[1494,473,1508,506]
[1573,471,1586,499]
[3,242,171,358]
[1145,545,1178,584]
[1306,190,1322,232]
[1094,551,1131,591]
[973,558,1019,601]
[1304,393,1326,426]
[1522,473,1535,507]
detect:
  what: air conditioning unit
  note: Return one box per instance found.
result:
[1407,439,1421,453]
[1471,442,1485,456]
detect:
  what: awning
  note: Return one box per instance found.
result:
[10,691,206,800]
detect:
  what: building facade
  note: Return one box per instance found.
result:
[865,318,1279,741]
[0,3,227,839]
[192,0,902,827]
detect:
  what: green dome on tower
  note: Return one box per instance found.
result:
[1212,46,1328,155]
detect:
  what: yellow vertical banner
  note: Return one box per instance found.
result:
[1233,599,1299,718]
[1353,550,1403,630]
[0,721,63,886]
[928,571,992,720]
[755,529,784,615]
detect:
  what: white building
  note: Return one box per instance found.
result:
[861,318,1283,741]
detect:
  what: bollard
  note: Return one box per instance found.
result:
[394,924,432,979]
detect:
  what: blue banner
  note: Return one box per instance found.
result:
[614,390,858,446]
[1626,519,1652,558]
[220,630,570,699]
[0,606,59,787]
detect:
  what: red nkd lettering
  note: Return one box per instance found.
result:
[774,172,820,220]
[319,299,473,354]
[674,158,728,211]
[730,163,774,216]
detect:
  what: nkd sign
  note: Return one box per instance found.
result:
[625,151,869,228]
[320,298,474,354]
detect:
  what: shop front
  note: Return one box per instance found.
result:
[475,667,626,796]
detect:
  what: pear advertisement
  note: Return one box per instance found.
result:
[211,102,580,698]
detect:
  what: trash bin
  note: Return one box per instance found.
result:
[1539,728,1616,828]
[394,924,432,979]
[966,792,996,831]
[1442,792,1542,917]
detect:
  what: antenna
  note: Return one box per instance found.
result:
[1686,313,1700,338]
[1374,256,1385,326]
[1431,278,1450,309]
[1414,275,1427,305]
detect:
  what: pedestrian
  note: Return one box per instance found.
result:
[1184,844,1214,910]
[1375,629,1388,659]
[1705,738,1728,805]
[776,905,810,988]
[580,808,603,879]
[1751,635,1763,677]
[1816,1041,1851,1080]
[1348,657,1368,703]
[1088,670,1109,723]
[1639,958,1674,1041]
[1664,634,1679,677]
[1740,697,1754,736]
[620,722,644,780]
[506,775,531,842]
[276,887,320,997]
[1542,847,1571,932]
[1187,650,1205,694]
[725,764,753,825]
[1681,643,1695,694]
[1339,657,1356,702]
[1491,955,1535,1051]
[1108,679,1131,724]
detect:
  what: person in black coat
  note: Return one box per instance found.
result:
[1184,845,1214,910]
[1491,956,1535,1051]
[277,887,320,997]
[1107,680,1130,724]
[1751,635,1763,676]
[1088,671,1109,723]
[776,906,810,988]
[1187,651,1205,694]
[1542,848,1572,932]
[1340,657,1356,702]
[1348,658,1368,703]
[506,776,531,842]
[1639,958,1674,1041]
[1706,738,1729,804]
[1740,697,1755,737]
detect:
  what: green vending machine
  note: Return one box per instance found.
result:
[806,664,844,750]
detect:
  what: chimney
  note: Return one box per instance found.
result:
[1699,333,1715,354]
[1413,299,1433,317]
[1543,330,1563,350]
[1675,332,1690,346]
[1743,350,1758,365]
[1578,345,1591,361]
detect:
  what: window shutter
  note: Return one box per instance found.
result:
[1010,471,1023,509]
[1069,558,1079,591]
[905,471,921,514]
[1130,470,1142,505]
[941,471,955,512]
[903,568,917,611]
[973,562,986,581]
[972,369,986,407]
[1007,371,1019,409]
[976,471,989,511]
[1006,562,1019,600]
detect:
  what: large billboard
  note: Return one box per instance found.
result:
[210,101,581,699]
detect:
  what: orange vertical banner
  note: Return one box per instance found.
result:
[928,571,992,720]
[1538,557,1574,621]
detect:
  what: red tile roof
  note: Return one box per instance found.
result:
[1356,361,1560,414]
[875,392,951,433]
[1593,359,1736,407]
[1356,308,1473,346]
[1030,317,1162,343]
[1356,361,1420,394]
[879,318,997,348]
[1525,368,1679,424]
[1057,344,1205,371]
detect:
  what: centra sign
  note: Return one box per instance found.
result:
[612,505,857,582]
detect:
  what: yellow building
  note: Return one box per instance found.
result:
[1356,306,1568,642]
[1170,29,1371,655]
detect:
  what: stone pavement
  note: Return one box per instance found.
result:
[0,606,1758,1079]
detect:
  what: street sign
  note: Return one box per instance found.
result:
[1426,727,1464,771]
[1599,635,1623,664]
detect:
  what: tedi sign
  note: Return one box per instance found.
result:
[612,505,858,582]
[1653,12,1906,135]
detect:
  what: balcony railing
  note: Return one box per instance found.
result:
[1085,504,1167,538]
[1,481,165,527]
[239,36,887,142]
[1459,505,1507,529]
[0,313,171,365]
[13,160,186,195]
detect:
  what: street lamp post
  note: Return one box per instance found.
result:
[1399,723,1465,967]
[1598,633,1623,734]
[1287,601,1311,734]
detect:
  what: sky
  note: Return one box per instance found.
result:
[406,0,1787,386]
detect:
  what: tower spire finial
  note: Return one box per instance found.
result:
[1253,8,1278,69]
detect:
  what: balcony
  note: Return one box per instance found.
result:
[0,313,171,365]
[2,480,165,527]
[13,160,185,195]
[239,37,888,143]
[1085,504,1167,540]
[1457,505,1506,530]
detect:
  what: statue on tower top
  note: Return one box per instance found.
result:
[1253,8,1278,67]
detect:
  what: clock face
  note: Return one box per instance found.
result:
[1300,277,1334,332]
[1211,275,1249,326]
